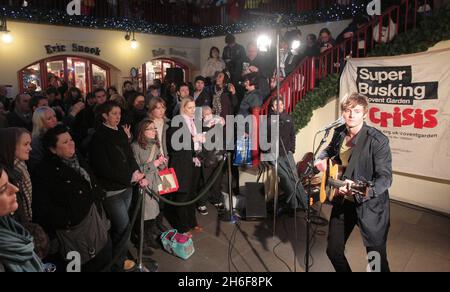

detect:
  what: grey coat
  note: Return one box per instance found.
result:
[131,142,163,221]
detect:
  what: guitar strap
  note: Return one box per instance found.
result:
[342,126,369,180]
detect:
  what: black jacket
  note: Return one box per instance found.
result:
[194,90,212,108]
[89,124,139,192]
[318,123,392,246]
[6,110,32,132]
[167,120,200,194]
[223,43,246,83]
[268,111,296,157]
[239,89,263,116]
[32,155,105,236]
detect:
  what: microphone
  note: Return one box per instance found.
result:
[318,117,345,132]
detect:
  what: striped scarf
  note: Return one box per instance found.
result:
[14,160,33,222]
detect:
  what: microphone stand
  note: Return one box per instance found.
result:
[137,186,148,272]
[220,152,237,224]
[305,127,332,272]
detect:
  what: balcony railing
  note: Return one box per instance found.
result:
[260,0,433,116]
[0,0,346,27]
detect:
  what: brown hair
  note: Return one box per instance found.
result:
[136,118,160,149]
[0,128,31,169]
[341,93,369,114]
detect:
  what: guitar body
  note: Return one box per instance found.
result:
[320,159,370,203]
[320,160,343,203]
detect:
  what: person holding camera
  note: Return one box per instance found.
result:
[318,28,336,53]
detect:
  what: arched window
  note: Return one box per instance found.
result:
[19,55,111,94]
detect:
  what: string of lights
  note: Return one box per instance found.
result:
[0,3,365,39]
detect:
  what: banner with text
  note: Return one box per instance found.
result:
[340,49,450,180]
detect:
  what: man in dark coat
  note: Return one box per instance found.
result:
[193,76,212,108]
[315,93,392,272]
[7,94,32,132]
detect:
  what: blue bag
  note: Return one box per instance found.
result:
[233,136,253,166]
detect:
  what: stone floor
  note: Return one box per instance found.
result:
[139,199,450,272]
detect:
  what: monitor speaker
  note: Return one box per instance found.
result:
[245,183,267,220]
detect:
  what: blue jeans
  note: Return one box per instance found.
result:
[103,188,132,270]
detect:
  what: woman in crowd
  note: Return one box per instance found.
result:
[211,70,235,120]
[32,125,112,272]
[166,97,203,237]
[0,164,44,272]
[0,128,34,225]
[131,119,167,251]
[0,127,49,259]
[148,97,170,159]
[202,46,226,82]
[127,92,148,133]
[89,101,147,272]
[107,86,118,99]
[110,93,131,126]
[147,97,170,233]
[28,106,58,172]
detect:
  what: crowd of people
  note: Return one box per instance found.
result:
[0,18,392,272]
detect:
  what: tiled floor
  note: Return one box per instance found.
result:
[140,200,450,272]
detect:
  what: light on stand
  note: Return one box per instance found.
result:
[257,34,272,52]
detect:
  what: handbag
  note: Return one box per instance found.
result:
[56,204,110,265]
[160,229,195,260]
[233,136,253,166]
[158,168,179,195]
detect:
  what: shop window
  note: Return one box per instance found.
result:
[20,63,42,92]
[19,56,110,95]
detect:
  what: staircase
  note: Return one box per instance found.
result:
[260,0,429,116]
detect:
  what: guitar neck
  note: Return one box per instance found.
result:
[328,178,347,189]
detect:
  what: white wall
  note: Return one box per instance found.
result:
[295,97,450,214]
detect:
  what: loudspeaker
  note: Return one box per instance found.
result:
[165,68,184,85]
[245,183,267,220]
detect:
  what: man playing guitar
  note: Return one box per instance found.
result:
[315,93,392,272]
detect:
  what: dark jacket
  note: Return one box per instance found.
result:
[0,114,6,129]
[268,111,296,157]
[284,52,304,77]
[223,43,246,83]
[6,110,32,132]
[32,155,105,236]
[239,89,263,116]
[318,123,392,246]
[194,90,212,108]
[89,124,139,192]
[167,120,200,194]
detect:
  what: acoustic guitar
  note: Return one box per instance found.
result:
[320,160,370,203]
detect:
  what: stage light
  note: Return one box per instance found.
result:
[291,40,301,51]
[257,34,271,52]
